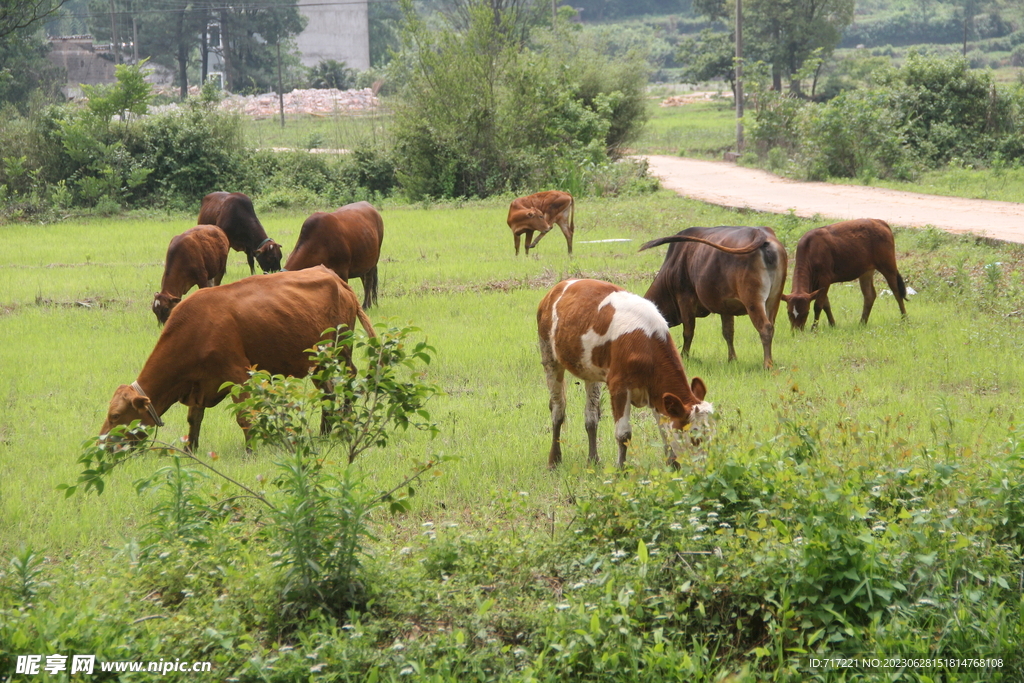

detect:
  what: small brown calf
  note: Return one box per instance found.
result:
[152,225,229,324]
[782,218,907,330]
[507,191,575,256]
[537,278,712,469]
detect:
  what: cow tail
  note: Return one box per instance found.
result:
[896,273,907,301]
[639,231,768,255]
[367,266,379,308]
[357,306,377,338]
[569,197,575,235]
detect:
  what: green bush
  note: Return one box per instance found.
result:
[391,0,649,200]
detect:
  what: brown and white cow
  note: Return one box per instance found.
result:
[641,226,788,369]
[284,201,385,309]
[197,191,282,274]
[537,278,712,469]
[152,225,230,325]
[507,190,575,256]
[102,266,375,452]
[782,218,908,330]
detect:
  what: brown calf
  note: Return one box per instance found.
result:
[537,278,712,469]
[782,218,907,330]
[285,201,385,309]
[102,266,375,453]
[642,226,788,369]
[197,191,282,274]
[507,190,575,256]
[152,225,230,324]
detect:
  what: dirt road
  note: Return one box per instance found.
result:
[644,155,1024,244]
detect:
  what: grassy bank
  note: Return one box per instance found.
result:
[2,194,1024,680]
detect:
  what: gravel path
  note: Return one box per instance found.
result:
[644,155,1024,244]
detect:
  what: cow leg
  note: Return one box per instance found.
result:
[514,232,522,256]
[186,405,206,454]
[540,339,567,468]
[655,412,680,467]
[746,304,775,369]
[555,219,574,255]
[859,272,877,325]
[245,251,256,276]
[523,230,535,256]
[609,389,632,468]
[680,311,696,357]
[583,381,602,464]
[813,285,835,328]
[720,314,738,362]
[528,227,551,251]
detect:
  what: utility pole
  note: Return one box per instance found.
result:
[735,0,744,154]
[108,0,119,63]
[277,42,286,128]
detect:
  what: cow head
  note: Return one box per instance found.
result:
[661,377,712,431]
[151,292,182,325]
[255,239,283,273]
[100,384,160,445]
[780,291,820,330]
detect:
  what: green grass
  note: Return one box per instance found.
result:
[241,109,392,151]
[633,97,738,158]
[3,195,1024,679]
[828,163,1024,203]
[2,194,1023,552]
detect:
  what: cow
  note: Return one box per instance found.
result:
[151,225,230,325]
[507,190,575,256]
[782,218,908,330]
[284,201,385,309]
[640,226,788,369]
[537,278,713,469]
[101,266,375,453]
[197,191,282,274]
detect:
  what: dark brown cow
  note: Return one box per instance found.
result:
[197,191,282,274]
[538,278,712,468]
[284,201,385,309]
[507,190,575,256]
[151,225,230,325]
[641,226,788,369]
[101,266,375,452]
[782,218,908,330]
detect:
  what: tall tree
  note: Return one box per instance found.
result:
[1,0,69,39]
[692,0,853,92]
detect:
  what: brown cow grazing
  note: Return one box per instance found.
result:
[101,266,375,453]
[197,191,282,274]
[782,218,908,330]
[151,225,230,325]
[537,278,713,469]
[641,226,788,369]
[507,190,575,256]
[285,201,385,309]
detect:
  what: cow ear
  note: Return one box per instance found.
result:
[130,395,151,415]
[690,377,707,401]
[780,293,791,302]
[807,289,822,299]
[663,392,686,417]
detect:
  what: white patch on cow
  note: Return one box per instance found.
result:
[690,401,714,423]
[614,406,632,442]
[548,279,579,347]
[790,307,797,319]
[579,291,668,374]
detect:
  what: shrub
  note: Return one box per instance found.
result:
[391,0,649,200]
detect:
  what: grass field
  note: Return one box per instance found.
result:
[3,194,1024,679]
[633,97,737,159]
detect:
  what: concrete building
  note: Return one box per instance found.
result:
[295,0,370,71]
[46,36,116,98]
